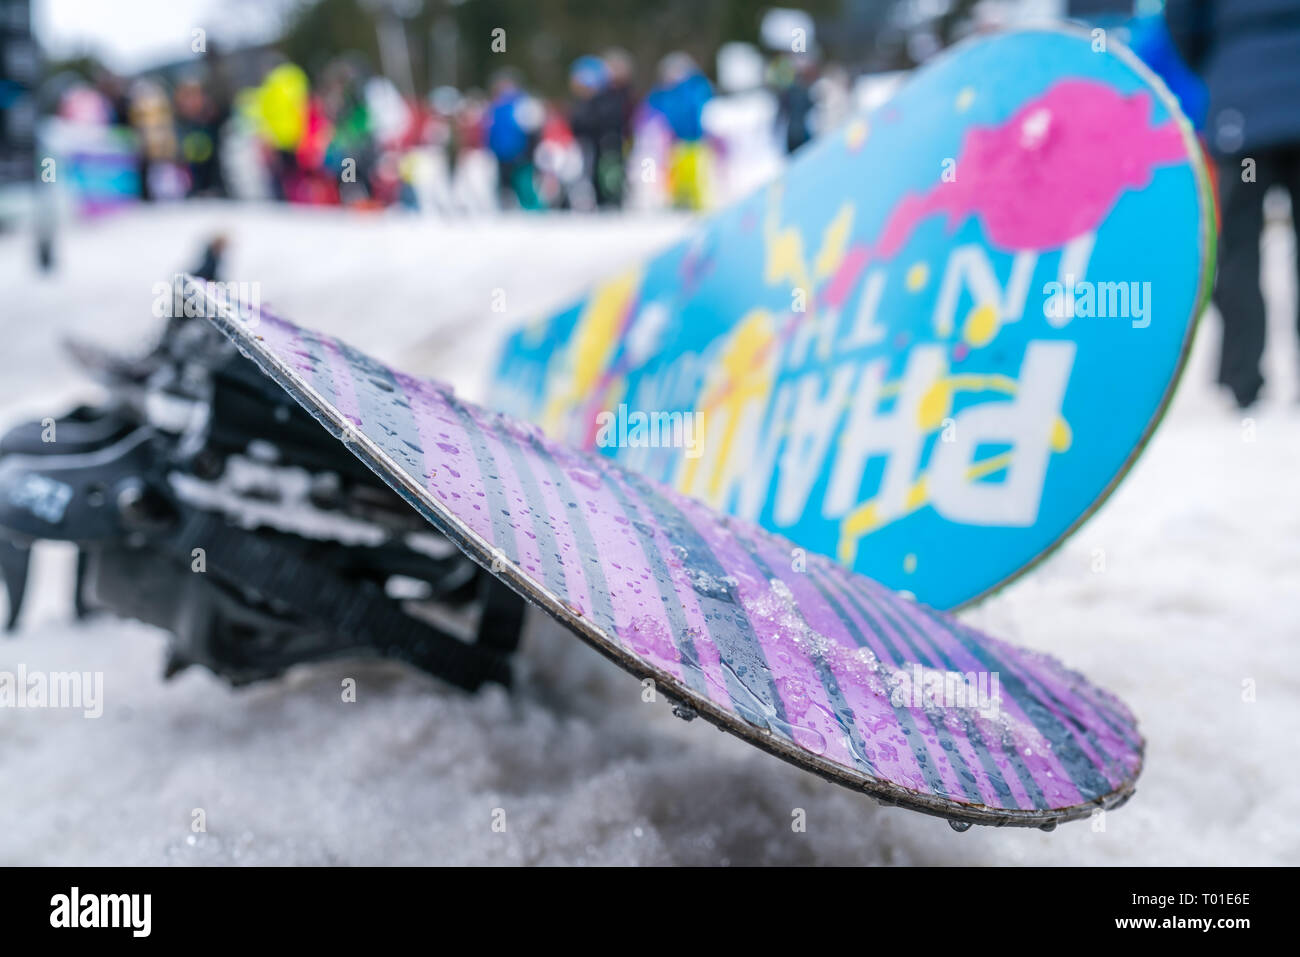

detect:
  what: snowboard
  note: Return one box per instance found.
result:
[490,25,1216,611]
[205,291,1143,829]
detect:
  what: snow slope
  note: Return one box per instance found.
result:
[0,202,1297,865]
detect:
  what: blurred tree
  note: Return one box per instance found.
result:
[280,0,385,82]
[41,54,106,86]
[276,0,852,96]
[46,0,989,101]
[446,0,849,94]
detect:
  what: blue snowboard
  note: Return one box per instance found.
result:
[490,25,1215,610]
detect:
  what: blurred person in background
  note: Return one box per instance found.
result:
[292,77,343,205]
[486,69,545,210]
[599,48,637,208]
[534,99,581,209]
[774,55,817,155]
[646,52,713,210]
[127,77,178,201]
[603,48,637,138]
[427,85,463,209]
[192,233,228,283]
[441,88,494,213]
[248,59,310,202]
[173,75,227,197]
[812,63,853,139]
[568,55,626,208]
[1126,12,1209,132]
[93,68,131,126]
[307,58,377,205]
[1166,0,1300,409]
[453,89,492,209]
[453,89,487,168]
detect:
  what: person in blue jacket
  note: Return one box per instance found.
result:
[1166,0,1300,408]
[1126,12,1209,130]
[486,69,544,210]
[646,53,713,209]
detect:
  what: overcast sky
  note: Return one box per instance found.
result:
[34,0,292,72]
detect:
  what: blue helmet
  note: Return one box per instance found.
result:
[570,55,609,92]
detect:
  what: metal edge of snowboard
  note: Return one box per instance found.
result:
[199,282,1140,830]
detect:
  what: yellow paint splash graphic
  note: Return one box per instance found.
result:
[542,268,640,434]
[679,308,777,501]
[917,380,952,431]
[962,302,1000,348]
[814,206,855,280]
[692,191,859,442]
[1051,417,1072,452]
[845,119,869,151]
[906,262,929,291]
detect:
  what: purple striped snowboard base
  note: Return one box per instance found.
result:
[205,293,1142,829]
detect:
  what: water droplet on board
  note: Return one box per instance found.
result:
[626,615,680,663]
[502,417,543,443]
[948,820,972,833]
[567,467,602,490]
[791,724,827,756]
[716,658,831,752]
[687,567,737,602]
[776,675,811,719]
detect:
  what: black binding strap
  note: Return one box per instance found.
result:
[475,574,526,655]
[161,510,518,691]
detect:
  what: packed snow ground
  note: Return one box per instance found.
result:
[1,202,1297,866]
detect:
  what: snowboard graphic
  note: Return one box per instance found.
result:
[206,293,1142,828]
[491,26,1215,610]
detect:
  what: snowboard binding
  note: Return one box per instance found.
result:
[0,303,524,690]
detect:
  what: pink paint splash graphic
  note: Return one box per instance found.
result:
[561,78,1192,440]
[823,78,1189,309]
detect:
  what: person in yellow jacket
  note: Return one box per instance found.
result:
[247,61,309,200]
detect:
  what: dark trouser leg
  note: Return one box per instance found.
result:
[1277,148,1300,363]
[1213,154,1269,406]
[496,157,516,209]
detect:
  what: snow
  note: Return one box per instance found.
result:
[1,201,1298,865]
